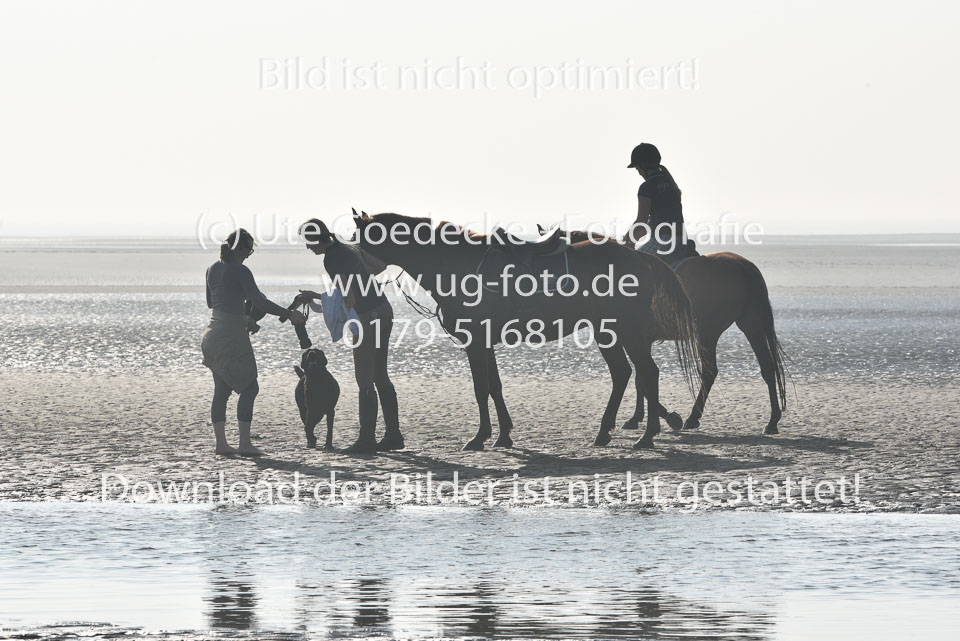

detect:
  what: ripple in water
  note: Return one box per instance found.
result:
[1,290,958,381]
[1,505,959,639]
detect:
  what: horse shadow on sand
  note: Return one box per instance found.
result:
[363,437,790,479]
[667,431,873,455]
[242,424,868,481]
[480,443,788,478]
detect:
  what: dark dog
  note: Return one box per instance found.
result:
[294,348,340,449]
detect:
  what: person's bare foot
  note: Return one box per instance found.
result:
[237,421,263,456]
[213,421,237,456]
[238,443,263,457]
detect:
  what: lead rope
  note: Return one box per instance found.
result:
[382,272,463,348]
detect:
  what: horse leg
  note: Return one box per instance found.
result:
[623,354,682,431]
[683,337,718,430]
[737,320,783,435]
[596,345,631,446]
[623,340,661,449]
[620,346,643,430]
[462,344,492,451]
[487,349,514,448]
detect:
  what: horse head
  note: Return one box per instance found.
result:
[351,210,442,274]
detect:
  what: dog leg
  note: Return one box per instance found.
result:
[295,378,307,426]
[304,410,318,449]
[324,410,335,450]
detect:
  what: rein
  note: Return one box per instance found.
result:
[382,272,463,348]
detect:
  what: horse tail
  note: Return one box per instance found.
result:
[739,259,788,410]
[639,253,702,396]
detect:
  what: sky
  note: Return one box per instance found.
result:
[0,0,957,237]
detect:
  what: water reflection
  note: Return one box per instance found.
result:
[206,572,258,630]
[203,570,773,639]
[5,506,958,639]
[435,581,500,638]
[353,577,391,629]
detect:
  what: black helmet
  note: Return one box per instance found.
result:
[628,143,661,169]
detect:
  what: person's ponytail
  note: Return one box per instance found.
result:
[219,228,254,262]
[659,164,682,200]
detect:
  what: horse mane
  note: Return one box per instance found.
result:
[369,212,495,246]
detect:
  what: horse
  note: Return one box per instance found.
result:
[351,211,702,450]
[542,226,786,435]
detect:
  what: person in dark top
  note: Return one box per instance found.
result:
[201,228,305,456]
[297,218,402,454]
[623,143,687,257]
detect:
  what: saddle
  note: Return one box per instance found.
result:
[477,227,570,296]
[490,226,568,259]
[664,239,700,270]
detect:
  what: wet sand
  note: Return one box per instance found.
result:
[3,371,957,511]
[2,238,959,639]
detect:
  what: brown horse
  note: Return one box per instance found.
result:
[352,212,702,450]
[545,226,786,435]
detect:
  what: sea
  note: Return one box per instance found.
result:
[1,234,958,640]
[0,234,957,382]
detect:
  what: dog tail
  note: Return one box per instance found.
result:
[294,365,305,379]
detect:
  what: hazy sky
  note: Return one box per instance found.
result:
[1,1,957,237]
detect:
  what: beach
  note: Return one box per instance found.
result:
[1,236,958,510]
[1,236,959,638]
[5,3,959,636]
[2,372,958,511]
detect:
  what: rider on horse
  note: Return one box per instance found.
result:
[622,143,692,261]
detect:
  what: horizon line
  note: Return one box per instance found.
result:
[1,231,960,240]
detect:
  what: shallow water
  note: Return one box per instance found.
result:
[2,236,959,639]
[0,235,958,382]
[2,505,958,639]
[2,287,958,381]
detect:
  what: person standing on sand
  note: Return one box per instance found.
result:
[201,228,306,456]
[622,142,687,258]
[297,218,403,454]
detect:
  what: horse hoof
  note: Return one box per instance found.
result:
[763,425,779,435]
[462,439,485,451]
[632,437,655,450]
[683,418,700,431]
[306,440,317,449]
[493,436,513,448]
[666,412,684,431]
[620,420,639,431]
[594,431,612,447]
